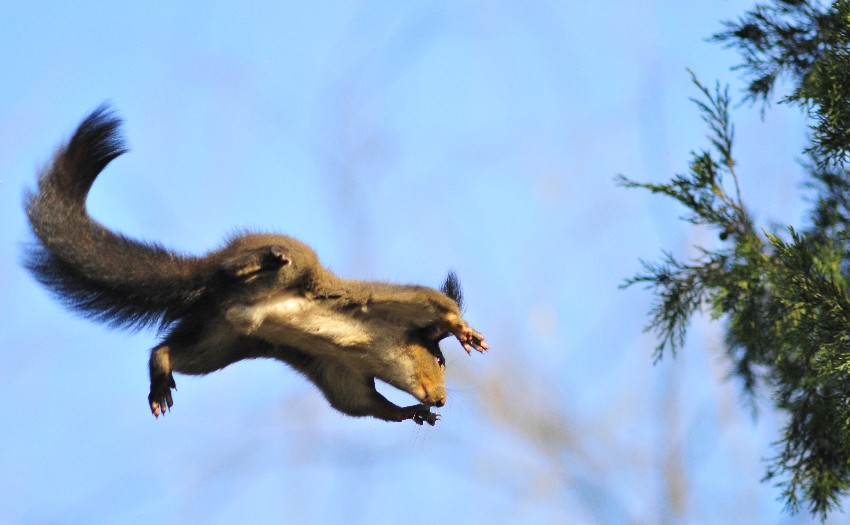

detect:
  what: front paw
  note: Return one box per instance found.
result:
[404,404,440,426]
[149,372,176,418]
[452,322,488,354]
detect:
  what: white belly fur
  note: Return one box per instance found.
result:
[226,294,398,355]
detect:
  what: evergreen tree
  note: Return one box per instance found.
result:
[621,0,850,519]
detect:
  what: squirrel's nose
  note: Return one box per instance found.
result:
[435,397,445,408]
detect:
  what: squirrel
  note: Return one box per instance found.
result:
[25,105,487,425]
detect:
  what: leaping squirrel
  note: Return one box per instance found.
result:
[25,106,487,425]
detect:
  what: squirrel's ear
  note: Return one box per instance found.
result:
[441,271,464,310]
[220,245,291,279]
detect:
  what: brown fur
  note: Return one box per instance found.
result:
[25,105,487,424]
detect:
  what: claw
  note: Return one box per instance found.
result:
[454,325,488,354]
[406,404,440,426]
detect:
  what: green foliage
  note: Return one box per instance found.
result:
[623,1,850,519]
[618,73,763,370]
[711,0,841,104]
[795,0,850,166]
[714,0,850,165]
[761,228,850,517]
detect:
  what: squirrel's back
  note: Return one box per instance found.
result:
[25,105,212,329]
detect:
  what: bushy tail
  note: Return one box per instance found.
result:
[24,105,210,330]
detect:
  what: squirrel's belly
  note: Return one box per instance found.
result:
[227,295,398,352]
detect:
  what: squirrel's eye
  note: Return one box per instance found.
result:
[436,354,445,367]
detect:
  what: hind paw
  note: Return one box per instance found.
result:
[149,373,176,418]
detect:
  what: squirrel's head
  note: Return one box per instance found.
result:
[380,331,447,409]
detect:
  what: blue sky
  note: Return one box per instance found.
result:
[0,1,839,524]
